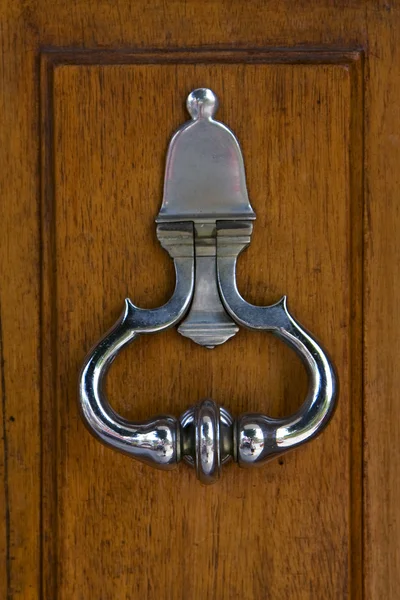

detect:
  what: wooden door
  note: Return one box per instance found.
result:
[1,2,399,599]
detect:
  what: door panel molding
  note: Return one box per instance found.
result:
[39,48,364,598]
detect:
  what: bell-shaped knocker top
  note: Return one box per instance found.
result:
[78,88,337,485]
[157,88,256,222]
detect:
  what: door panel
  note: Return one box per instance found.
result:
[40,56,358,598]
[0,3,399,599]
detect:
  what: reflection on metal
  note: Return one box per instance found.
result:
[78,89,337,485]
[157,88,255,348]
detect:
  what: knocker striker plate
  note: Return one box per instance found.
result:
[79,87,338,485]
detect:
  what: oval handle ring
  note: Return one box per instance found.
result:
[78,88,338,484]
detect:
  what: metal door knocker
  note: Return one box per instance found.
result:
[79,88,337,485]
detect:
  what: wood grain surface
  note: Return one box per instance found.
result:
[0,2,399,599]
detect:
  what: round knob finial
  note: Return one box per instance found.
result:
[186,88,218,120]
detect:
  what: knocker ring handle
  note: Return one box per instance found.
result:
[78,89,337,485]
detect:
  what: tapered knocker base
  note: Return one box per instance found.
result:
[79,88,337,485]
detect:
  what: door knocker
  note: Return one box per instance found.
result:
[79,88,337,485]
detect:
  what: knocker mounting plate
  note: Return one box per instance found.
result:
[157,88,255,348]
[79,88,337,485]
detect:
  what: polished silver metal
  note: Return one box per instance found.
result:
[79,222,194,470]
[216,221,337,466]
[78,88,338,485]
[180,401,234,484]
[157,88,255,223]
[195,399,221,485]
[157,87,255,347]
